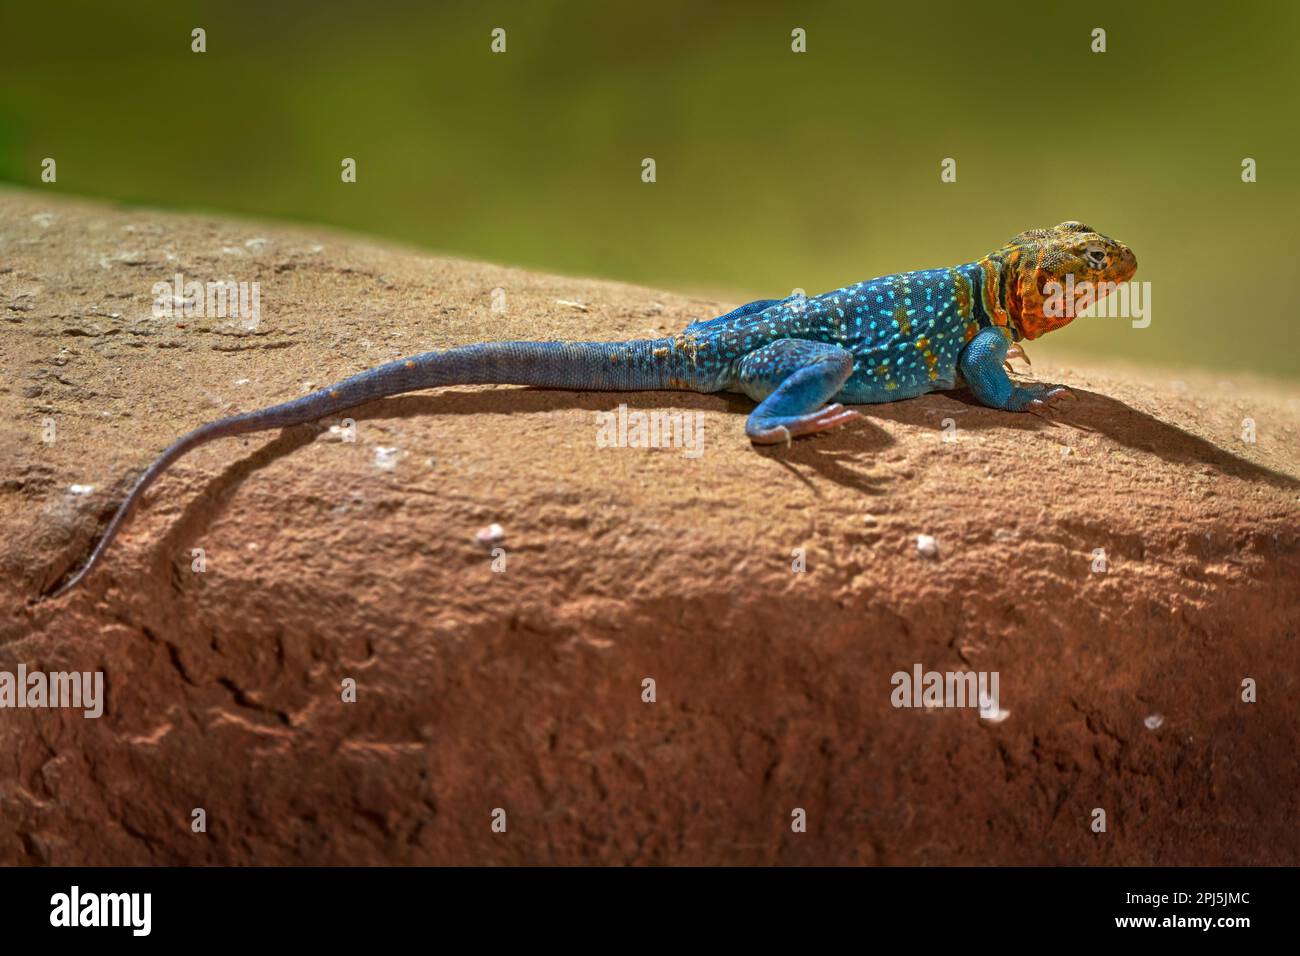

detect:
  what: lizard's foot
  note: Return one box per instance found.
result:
[1005,382,1074,412]
[961,328,1074,415]
[748,403,862,445]
[739,339,860,445]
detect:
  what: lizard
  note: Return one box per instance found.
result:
[46,221,1136,598]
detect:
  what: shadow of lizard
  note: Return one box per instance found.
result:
[43,378,1288,606]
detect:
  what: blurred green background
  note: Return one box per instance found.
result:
[2,1,1297,379]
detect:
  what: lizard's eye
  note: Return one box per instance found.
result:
[1083,244,1108,268]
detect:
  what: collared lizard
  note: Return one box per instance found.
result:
[47,221,1136,596]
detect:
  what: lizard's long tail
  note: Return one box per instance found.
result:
[46,339,694,598]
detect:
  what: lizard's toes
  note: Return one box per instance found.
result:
[811,405,863,431]
[1024,385,1075,418]
[1024,398,1061,421]
[805,403,863,431]
[748,404,862,444]
[1007,342,1032,367]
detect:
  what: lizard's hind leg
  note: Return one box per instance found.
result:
[737,339,862,445]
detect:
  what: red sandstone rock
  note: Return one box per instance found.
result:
[1,189,1297,864]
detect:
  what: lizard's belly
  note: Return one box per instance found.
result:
[837,335,961,403]
[832,366,956,403]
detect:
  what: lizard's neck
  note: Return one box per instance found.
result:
[963,256,1023,341]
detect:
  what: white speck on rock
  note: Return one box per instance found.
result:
[98,250,147,269]
[233,378,250,386]
[331,490,367,514]
[476,523,505,546]
[244,238,269,250]
[373,447,400,470]
[69,484,94,495]
[1144,714,1164,731]
[916,534,939,559]
[32,212,56,228]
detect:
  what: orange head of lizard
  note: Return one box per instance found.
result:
[983,222,1138,340]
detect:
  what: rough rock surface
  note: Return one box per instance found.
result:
[2,188,1298,866]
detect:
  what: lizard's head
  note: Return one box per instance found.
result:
[981,221,1137,340]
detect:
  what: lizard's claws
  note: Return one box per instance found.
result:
[1006,342,1031,367]
[1027,385,1073,417]
[1017,382,1073,417]
[1025,398,1057,420]
[1042,384,1074,403]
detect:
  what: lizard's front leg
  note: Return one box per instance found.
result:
[737,339,862,444]
[958,327,1071,412]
